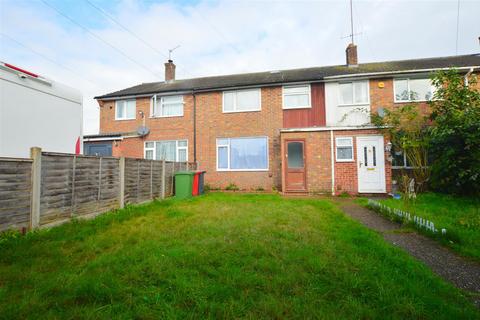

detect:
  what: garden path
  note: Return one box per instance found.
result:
[337,199,480,308]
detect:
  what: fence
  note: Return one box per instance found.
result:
[367,199,446,235]
[0,147,196,232]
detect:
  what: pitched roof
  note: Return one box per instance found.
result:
[95,53,480,99]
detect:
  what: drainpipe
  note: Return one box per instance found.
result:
[330,130,335,196]
[464,67,475,86]
[193,92,197,163]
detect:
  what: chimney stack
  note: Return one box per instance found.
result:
[346,43,358,67]
[164,59,176,82]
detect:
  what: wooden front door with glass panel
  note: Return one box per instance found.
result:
[284,140,306,191]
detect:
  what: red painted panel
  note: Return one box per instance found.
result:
[283,83,326,128]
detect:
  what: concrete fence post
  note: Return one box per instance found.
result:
[119,157,125,209]
[30,147,42,229]
[161,160,166,199]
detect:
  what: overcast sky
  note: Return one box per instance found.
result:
[1,0,479,134]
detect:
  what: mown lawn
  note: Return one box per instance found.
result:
[377,192,480,262]
[0,193,478,319]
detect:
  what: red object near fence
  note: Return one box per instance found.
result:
[192,171,200,196]
[75,137,81,155]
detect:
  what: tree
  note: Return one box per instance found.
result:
[428,69,480,195]
[371,104,431,193]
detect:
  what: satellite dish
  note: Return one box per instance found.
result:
[377,107,386,118]
[137,126,150,137]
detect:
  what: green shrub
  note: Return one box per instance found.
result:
[225,183,239,191]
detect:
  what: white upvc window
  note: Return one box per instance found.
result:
[152,95,184,117]
[338,81,369,106]
[115,99,136,120]
[144,140,188,162]
[394,78,434,102]
[335,137,354,162]
[223,88,261,113]
[282,84,311,109]
[216,137,268,171]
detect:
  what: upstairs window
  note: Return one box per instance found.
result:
[394,78,433,102]
[335,137,354,162]
[144,140,188,161]
[223,89,261,113]
[115,99,136,120]
[282,85,311,109]
[338,81,369,105]
[152,95,184,117]
[217,137,268,171]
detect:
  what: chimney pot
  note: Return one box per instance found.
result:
[164,60,176,82]
[346,43,358,67]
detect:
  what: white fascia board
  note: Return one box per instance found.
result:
[280,125,382,133]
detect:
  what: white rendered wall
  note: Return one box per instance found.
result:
[324,81,371,127]
[0,68,83,158]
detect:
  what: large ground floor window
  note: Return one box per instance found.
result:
[217,136,268,171]
[144,140,188,161]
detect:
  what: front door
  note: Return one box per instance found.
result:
[284,140,306,192]
[357,136,386,193]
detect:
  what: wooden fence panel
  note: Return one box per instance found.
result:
[1,151,193,231]
[124,158,139,204]
[0,158,32,231]
[40,154,74,225]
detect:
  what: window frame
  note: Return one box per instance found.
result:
[282,84,312,109]
[337,80,370,106]
[335,137,354,162]
[393,78,434,103]
[151,95,184,118]
[216,136,269,172]
[115,99,136,120]
[143,140,188,162]
[222,88,262,113]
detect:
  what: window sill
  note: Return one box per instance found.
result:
[394,99,430,104]
[282,105,312,110]
[115,118,136,121]
[150,115,184,118]
[337,103,370,107]
[222,109,261,114]
[217,169,269,172]
[336,159,354,163]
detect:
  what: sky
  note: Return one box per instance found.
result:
[1,0,479,134]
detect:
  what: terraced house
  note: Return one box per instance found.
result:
[92,44,480,194]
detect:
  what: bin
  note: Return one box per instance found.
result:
[198,171,206,194]
[192,171,200,196]
[174,171,195,199]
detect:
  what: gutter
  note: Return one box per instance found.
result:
[280,125,380,133]
[323,66,480,80]
[83,136,124,142]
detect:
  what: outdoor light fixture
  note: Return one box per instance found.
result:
[386,142,393,162]
[385,141,392,153]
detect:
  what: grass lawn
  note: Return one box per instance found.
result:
[375,193,480,262]
[0,193,478,319]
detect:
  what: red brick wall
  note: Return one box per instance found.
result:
[195,87,283,191]
[99,96,195,160]
[112,137,143,158]
[369,78,430,115]
[281,129,392,195]
[333,129,392,195]
[281,131,332,193]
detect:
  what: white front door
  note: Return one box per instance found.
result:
[357,136,386,193]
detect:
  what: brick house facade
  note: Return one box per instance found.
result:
[92,49,480,194]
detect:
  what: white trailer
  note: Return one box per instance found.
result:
[0,62,83,158]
